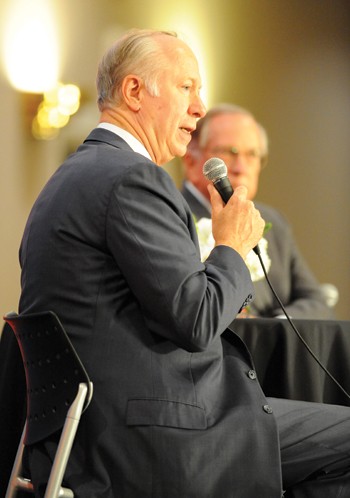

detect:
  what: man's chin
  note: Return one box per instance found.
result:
[173,143,188,159]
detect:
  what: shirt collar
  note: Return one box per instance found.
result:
[97,122,152,161]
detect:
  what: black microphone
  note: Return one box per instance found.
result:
[203,157,260,255]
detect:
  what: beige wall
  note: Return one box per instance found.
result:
[1,0,349,319]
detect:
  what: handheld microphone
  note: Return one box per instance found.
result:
[203,157,260,255]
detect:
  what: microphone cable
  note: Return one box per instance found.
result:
[254,245,350,402]
[203,155,350,402]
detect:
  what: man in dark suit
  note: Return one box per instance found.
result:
[18,29,350,497]
[181,103,333,319]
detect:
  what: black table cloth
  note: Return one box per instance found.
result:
[230,318,350,406]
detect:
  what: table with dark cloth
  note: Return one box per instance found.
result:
[229,317,350,407]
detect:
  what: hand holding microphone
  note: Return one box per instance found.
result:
[203,157,264,258]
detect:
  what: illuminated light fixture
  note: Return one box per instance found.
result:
[32,116,59,141]
[31,82,81,140]
[2,0,81,140]
[57,84,81,116]
[3,0,59,94]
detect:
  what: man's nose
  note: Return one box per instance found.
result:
[226,153,247,171]
[191,95,206,119]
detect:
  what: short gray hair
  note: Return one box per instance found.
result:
[192,103,269,160]
[96,28,177,111]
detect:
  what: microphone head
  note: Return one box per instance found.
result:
[203,157,227,182]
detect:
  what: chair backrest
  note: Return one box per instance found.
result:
[3,311,92,446]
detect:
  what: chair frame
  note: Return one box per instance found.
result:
[3,311,93,498]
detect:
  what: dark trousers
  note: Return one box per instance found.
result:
[270,398,350,498]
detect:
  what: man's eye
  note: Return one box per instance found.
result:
[247,150,259,159]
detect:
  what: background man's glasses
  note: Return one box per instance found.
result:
[208,146,264,165]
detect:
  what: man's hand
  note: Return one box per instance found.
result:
[208,184,265,260]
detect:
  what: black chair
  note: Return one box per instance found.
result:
[3,311,93,498]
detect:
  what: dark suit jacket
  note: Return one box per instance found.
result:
[182,182,332,319]
[18,129,283,497]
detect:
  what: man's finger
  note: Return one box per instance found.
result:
[207,184,225,208]
[232,185,248,201]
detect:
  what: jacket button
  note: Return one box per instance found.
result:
[248,369,257,380]
[263,404,273,414]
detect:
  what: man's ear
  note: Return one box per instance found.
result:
[121,75,143,111]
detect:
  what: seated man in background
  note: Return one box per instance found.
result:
[181,103,332,319]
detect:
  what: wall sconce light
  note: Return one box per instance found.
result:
[3,0,81,139]
[3,0,59,94]
[31,83,81,140]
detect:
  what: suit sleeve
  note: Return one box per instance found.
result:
[106,161,254,352]
[278,229,332,319]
